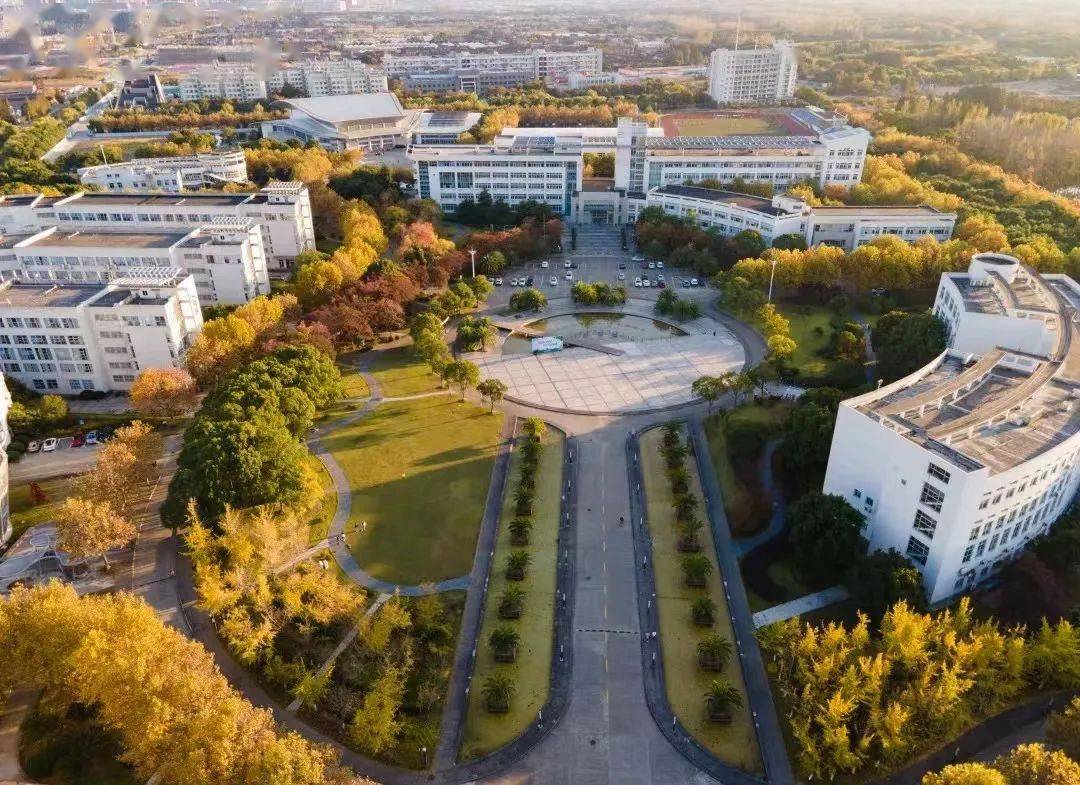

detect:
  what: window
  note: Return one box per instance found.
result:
[853,489,862,499]
[962,545,974,563]
[913,510,937,539]
[919,483,945,512]
[906,536,930,565]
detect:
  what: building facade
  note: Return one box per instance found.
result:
[637,185,957,250]
[823,254,1080,604]
[267,60,389,97]
[117,74,166,109]
[1,219,270,306]
[0,184,315,273]
[384,48,602,92]
[262,93,416,152]
[77,150,249,193]
[178,66,268,101]
[708,42,798,104]
[0,270,203,394]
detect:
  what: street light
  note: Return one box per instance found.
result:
[468,248,476,278]
[767,258,779,304]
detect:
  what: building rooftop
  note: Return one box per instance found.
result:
[811,205,951,218]
[278,92,405,125]
[21,230,189,250]
[417,111,482,134]
[59,192,254,208]
[0,281,106,308]
[652,184,794,216]
[645,134,819,151]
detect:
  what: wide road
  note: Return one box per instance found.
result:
[487,409,715,785]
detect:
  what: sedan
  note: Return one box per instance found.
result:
[541,260,549,268]
[494,277,503,286]
[618,272,626,281]
[682,279,691,288]
[72,432,86,448]
[26,440,41,453]
[632,256,644,263]
[648,262,656,269]
[564,260,572,269]
[618,263,627,270]
[85,431,98,446]
[658,281,667,289]
[634,277,643,287]
[525,276,534,287]
[565,271,573,281]
[549,276,558,286]
[691,278,700,287]
[42,437,58,452]
[642,279,651,288]
[657,261,664,269]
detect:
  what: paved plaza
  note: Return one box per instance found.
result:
[470,322,745,414]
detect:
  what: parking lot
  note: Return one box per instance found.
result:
[486,226,709,308]
[11,440,104,483]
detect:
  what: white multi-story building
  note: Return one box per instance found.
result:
[263,93,417,152]
[637,185,957,250]
[411,134,582,217]
[268,60,389,97]
[823,253,1080,604]
[384,48,602,92]
[0,183,314,273]
[0,269,203,394]
[0,373,9,546]
[178,66,268,101]
[708,41,798,104]
[410,108,870,222]
[0,219,269,306]
[77,150,249,193]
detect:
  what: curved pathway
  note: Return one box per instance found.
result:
[733,440,788,558]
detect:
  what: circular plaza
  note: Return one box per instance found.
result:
[468,298,747,414]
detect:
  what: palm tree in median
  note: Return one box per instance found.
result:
[483,674,515,714]
[508,517,532,546]
[489,625,520,663]
[498,585,526,619]
[506,550,531,580]
[704,677,743,724]
[697,633,733,672]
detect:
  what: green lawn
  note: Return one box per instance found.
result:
[338,354,371,400]
[9,475,75,544]
[744,553,812,613]
[776,303,836,376]
[460,427,563,760]
[641,428,762,775]
[367,345,444,397]
[324,396,503,584]
[306,456,338,545]
[703,401,792,538]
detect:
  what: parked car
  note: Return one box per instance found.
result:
[657,273,665,282]
[618,262,627,270]
[648,262,656,269]
[632,256,644,263]
[26,440,40,453]
[634,277,643,287]
[564,260,572,269]
[657,261,664,269]
[541,260,549,268]
[42,437,58,452]
[658,281,667,289]
[691,278,700,287]
[71,432,85,448]
[526,276,534,286]
[85,431,98,445]
[642,279,651,288]
[570,262,578,269]
[549,276,558,286]
[97,426,116,442]
[682,279,691,288]
[618,272,626,280]
[565,271,573,281]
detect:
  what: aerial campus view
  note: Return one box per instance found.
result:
[1,1,1080,785]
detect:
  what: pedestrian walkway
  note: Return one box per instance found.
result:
[751,585,850,629]
[0,689,36,783]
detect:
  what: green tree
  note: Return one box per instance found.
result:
[704,677,743,722]
[788,493,864,587]
[509,288,547,312]
[441,360,480,401]
[845,549,927,623]
[873,310,948,383]
[1048,697,1080,761]
[349,662,407,755]
[477,378,508,412]
[691,375,723,414]
[482,674,515,713]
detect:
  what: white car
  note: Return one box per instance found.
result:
[657,273,665,282]
[657,261,664,269]
[634,277,643,288]
[565,271,573,281]
[642,279,651,288]
[541,260,549,268]
[549,276,558,286]
[564,260,572,269]
[648,262,656,269]
[691,278,699,286]
[494,277,503,286]
[632,255,644,263]
[42,437,58,452]
[618,272,626,280]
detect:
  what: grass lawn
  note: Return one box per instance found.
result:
[367,345,444,397]
[744,553,811,613]
[337,354,371,399]
[306,455,338,545]
[669,116,784,137]
[460,427,564,760]
[641,428,762,775]
[703,401,792,538]
[324,395,502,584]
[776,303,837,376]
[8,475,75,544]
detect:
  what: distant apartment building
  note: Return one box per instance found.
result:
[0,218,270,306]
[707,41,797,104]
[824,254,1080,604]
[384,48,602,93]
[0,270,203,393]
[267,60,388,97]
[0,373,9,546]
[178,66,268,101]
[77,150,249,192]
[637,185,957,249]
[117,74,167,109]
[0,184,315,273]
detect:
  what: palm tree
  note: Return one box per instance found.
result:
[697,633,733,672]
[691,597,715,626]
[668,467,690,496]
[677,516,704,552]
[522,418,547,440]
[704,678,743,723]
[508,517,532,546]
[483,674,515,714]
[674,493,700,522]
[682,554,712,587]
[514,486,534,516]
[489,625,520,663]
[506,550,531,580]
[498,586,525,619]
[663,441,687,471]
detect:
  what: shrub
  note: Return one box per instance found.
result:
[505,550,531,581]
[691,596,716,626]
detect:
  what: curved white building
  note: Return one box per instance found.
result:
[78,151,249,193]
[824,254,1080,603]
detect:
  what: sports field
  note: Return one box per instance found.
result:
[660,112,788,138]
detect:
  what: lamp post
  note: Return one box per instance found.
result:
[469,248,476,278]
[767,258,778,304]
